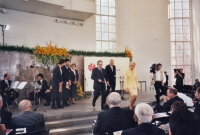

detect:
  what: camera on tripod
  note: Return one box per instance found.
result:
[174,68,180,73]
[150,64,157,74]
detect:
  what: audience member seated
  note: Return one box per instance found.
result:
[122,103,165,135]
[93,92,137,135]
[0,73,19,109]
[29,73,51,106]
[159,101,188,133]
[169,102,199,135]
[193,79,200,90]
[0,96,12,129]
[12,100,45,129]
[194,87,200,134]
[154,88,183,112]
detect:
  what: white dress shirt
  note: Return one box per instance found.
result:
[155,70,166,83]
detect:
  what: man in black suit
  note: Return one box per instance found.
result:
[93,92,136,135]
[91,60,109,110]
[12,100,45,131]
[105,59,116,97]
[0,73,19,109]
[51,59,65,109]
[0,96,12,129]
[154,88,184,112]
[29,73,51,106]
[122,103,165,135]
[193,79,200,90]
[61,59,71,107]
[164,71,169,87]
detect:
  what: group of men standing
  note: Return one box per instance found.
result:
[51,59,72,109]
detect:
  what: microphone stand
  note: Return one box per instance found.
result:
[31,66,39,111]
[83,70,90,99]
[118,69,129,100]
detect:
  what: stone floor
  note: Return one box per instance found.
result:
[10,90,157,117]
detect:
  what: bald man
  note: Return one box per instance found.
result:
[12,100,45,128]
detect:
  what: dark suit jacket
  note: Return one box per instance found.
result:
[193,82,200,90]
[0,80,12,96]
[12,111,44,127]
[37,80,48,94]
[0,109,12,128]
[165,75,168,86]
[70,69,79,87]
[163,96,184,112]
[91,68,108,90]
[105,65,116,84]
[52,65,62,87]
[93,107,137,135]
[61,65,71,88]
[122,123,165,135]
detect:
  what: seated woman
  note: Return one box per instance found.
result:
[169,102,199,135]
[69,63,79,104]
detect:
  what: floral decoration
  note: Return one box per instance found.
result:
[88,63,96,71]
[34,41,70,70]
[125,47,133,61]
[76,82,84,98]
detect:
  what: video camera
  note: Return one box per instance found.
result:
[174,68,180,73]
[150,64,157,74]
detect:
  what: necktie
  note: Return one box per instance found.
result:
[111,66,113,71]
[99,68,102,73]
[6,80,9,87]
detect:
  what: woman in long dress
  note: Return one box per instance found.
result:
[124,61,140,110]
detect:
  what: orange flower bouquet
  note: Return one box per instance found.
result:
[125,47,133,61]
[76,82,84,99]
[34,41,70,70]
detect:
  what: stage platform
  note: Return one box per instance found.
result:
[9,91,158,135]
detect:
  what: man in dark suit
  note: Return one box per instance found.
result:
[164,71,169,87]
[0,96,12,129]
[61,59,71,107]
[29,73,51,106]
[122,103,165,135]
[51,59,65,109]
[193,79,200,90]
[154,88,184,112]
[12,100,45,131]
[105,59,116,97]
[93,92,136,135]
[91,60,109,110]
[0,73,19,109]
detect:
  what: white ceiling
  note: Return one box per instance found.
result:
[0,0,94,21]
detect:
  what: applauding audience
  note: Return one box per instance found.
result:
[93,92,136,135]
[154,88,183,112]
[122,103,165,135]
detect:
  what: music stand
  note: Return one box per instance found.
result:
[16,82,27,107]
[11,81,19,106]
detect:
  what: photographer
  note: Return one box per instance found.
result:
[151,63,166,104]
[174,68,185,93]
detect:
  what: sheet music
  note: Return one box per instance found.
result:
[153,112,169,118]
[11,81,19,89]
[17,82,27,89]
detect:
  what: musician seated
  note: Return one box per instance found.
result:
[29,73,51,106]
[12,100,45,130]
[0,73,19,109]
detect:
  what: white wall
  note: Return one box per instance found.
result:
[117,0,171,89]
[0,9,96,50]
[192,0,200,80]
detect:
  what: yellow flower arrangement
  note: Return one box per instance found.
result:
[34,41,70,70]
[76,82,84,98]
[34,41,70,56]
[125,47,133,58]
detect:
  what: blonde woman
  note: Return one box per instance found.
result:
[124,61,140,110]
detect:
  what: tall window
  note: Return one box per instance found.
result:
[96,0,116,52]
[169,0,192,85]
